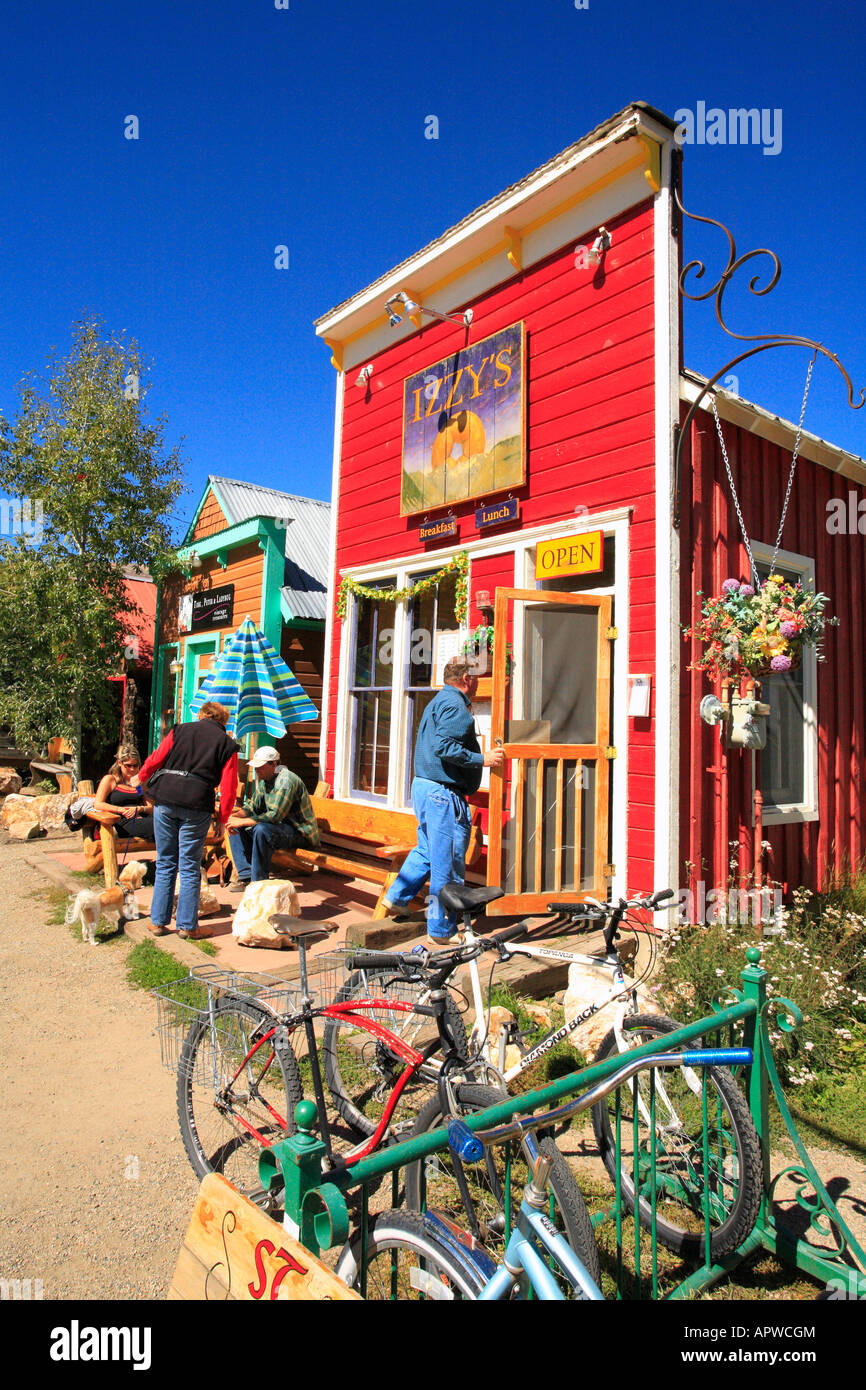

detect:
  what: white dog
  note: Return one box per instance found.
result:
[66,863,146,945]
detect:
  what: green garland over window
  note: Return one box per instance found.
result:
[337,551,468,623]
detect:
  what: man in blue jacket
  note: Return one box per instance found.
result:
[383,656,506,942]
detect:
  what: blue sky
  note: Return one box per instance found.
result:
[2,0,864,538]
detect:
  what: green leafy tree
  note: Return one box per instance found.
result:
[0,316,185,773]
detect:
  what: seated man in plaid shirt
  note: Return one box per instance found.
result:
[226,745,320,889]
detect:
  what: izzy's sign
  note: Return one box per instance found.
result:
[536,531,603,579]
[401,322,525,517]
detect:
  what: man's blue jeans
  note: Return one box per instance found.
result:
[229,821,301,883]
[151,804,213,933]
[384,778,472,939]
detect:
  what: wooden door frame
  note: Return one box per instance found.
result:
[487,587,613,914]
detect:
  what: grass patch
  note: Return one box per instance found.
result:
[126,939,189,992]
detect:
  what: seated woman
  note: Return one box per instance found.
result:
[94,745,155,841]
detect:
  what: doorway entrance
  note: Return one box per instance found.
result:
[486,588,613,913]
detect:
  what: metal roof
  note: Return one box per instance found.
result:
[207,476,331,622]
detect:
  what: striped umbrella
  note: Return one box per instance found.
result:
[189,616,318,739]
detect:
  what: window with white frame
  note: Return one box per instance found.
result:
[345,567,462,805]
[752,545,818,823]
[348,581,396,799]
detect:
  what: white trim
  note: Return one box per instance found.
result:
[319,370,345,783]
[750,543,819,825]
[316,108,675,345]
[338,507,633,583]
[652,142,679,894]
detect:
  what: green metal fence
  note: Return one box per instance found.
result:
[261,947,866,1300]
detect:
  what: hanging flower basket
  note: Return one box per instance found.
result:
[684,574,836,683]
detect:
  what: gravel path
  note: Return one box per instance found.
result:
[0,839,199,1300]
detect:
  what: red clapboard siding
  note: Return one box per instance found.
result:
[327,198,658,894]
[679,405,866,896]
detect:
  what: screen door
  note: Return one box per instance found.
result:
[486,588,613,914]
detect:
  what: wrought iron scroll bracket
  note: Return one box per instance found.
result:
[672,188,864,529]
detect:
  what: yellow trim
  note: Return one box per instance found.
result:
[324,151,646,355]
[503,225,522,271]
[638,135,661,193]
[324,338,343,372]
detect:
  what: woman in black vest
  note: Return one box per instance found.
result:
[139,703,239,939]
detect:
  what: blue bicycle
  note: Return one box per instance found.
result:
[335,1048,753,1300]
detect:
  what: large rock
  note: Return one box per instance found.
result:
[231,880,302,949]
[0,794,40,831]
[8,819,45,841]
[33,792,77,831]
[0,768,22,796]
[563,960,652,1054]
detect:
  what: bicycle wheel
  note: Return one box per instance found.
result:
[321,967,468,1138]
[177,995,302,1206]
[404,1083,601,1294]
[335,1210,487,1300]
[590,1013,762,1262]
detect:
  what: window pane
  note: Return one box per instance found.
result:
[352,691,392,798]
[373,596,396,687]
[353,583,396,687]
[761,669,805,806]
[408,573,458,688]
[754,561,808,808]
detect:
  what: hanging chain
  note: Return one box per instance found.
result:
[768,350,817,577]
[709,350,817,588]
[710,395,760,586]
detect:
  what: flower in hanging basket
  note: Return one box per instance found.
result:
[683,575,835,682]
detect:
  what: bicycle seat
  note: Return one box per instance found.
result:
[438,883,505,918]
[268,916,331,944]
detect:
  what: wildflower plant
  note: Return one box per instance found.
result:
[683,574,836,682]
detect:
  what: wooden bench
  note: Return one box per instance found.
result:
[29,736,77,794]
[0,732,32,774]
[268,795,483,919]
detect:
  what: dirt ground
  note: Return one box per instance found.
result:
[0,839,200,1299]
[1,833,862,1301]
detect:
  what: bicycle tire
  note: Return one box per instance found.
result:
[590,1013,762,1262]
[321,966,468,1138]
[404,1083,602,1294]
[335,1210,487,1300]
[177,995,302,1206]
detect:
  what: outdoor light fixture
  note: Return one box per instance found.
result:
[169,658,183,676]
[475,589,493,616]
[355,364,373,388]
[384,291,473,329]
[586,226,611,267]
[189,550,202,569]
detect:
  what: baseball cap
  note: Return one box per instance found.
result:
[250,746,280,768]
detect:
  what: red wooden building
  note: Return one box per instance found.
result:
[313,102,866,912]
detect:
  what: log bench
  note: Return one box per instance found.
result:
[269,795,483,920]
[29,736,77,793]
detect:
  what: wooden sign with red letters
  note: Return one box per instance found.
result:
[169,1173,360,1301]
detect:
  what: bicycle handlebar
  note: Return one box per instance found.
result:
[447,1048,753,1161]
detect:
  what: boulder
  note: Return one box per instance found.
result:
[0,768,22,797]
[563,960,653,1054]
[0,794,40,831]
[231,879,302,949]
[8,819,45,841]
[34,792,76,831]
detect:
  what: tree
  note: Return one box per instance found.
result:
[0,316,185,773]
